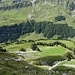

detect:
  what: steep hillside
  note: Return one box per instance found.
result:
[0,0,75,27]
[0,0,75,42]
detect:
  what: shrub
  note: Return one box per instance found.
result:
[35,47,41,51]
[55,15,66,21]
[0,47,7,52]
[20,48,26,52]
[31,43,37,51]
[65,52,74,61]
[31,43,41,51]
[28,40,35,42]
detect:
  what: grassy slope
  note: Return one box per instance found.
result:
[1,50,73,75]
[4,46,73,60]
[0,52,48,75]
[3,39,74,57]
[18,32,47,41]
[0,0,74,28]
[0,5,64,25]
[0,8,30,26]
[59,60,75,66]
[32,46,71,59]
[4,42,33,52]
[0,52,17,58]
[38,46,70,56]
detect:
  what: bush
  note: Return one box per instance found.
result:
[31,43,41,51]
[55,15,66,21]
[20,48,26,52]
[0,47,7,52]
[31,43,37,51]
[28,40,35,42]
[35,48,41,51]
[65,52,74,61]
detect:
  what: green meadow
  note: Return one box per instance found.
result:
[4,42,33,52]
[2,39,74,60]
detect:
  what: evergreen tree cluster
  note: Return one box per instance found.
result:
[34,21,75,39]
[0,21,34,43]
[0,20,75,43]
[0,46,7,52]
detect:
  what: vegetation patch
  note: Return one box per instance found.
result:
[0,20,75,42]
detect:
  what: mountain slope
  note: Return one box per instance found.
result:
[0,0,75,27]
[0,0,75,42]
